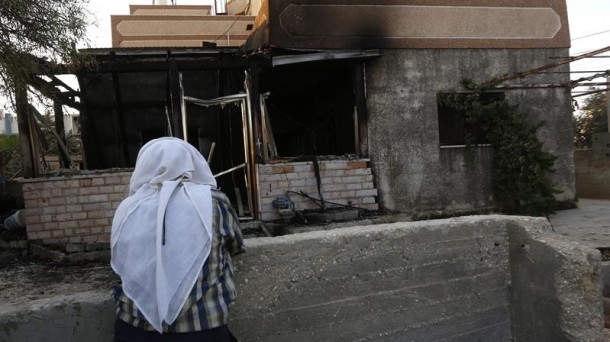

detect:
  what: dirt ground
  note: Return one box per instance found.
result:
[0,260,117,311]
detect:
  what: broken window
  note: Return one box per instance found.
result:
[437,92,505,146]
[260,61,360,157]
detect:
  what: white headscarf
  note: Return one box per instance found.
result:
[111,137,217,333]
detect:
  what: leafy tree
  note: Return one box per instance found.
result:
[0,0,91,99]
[0,134,21,178]
[573,91,608,148]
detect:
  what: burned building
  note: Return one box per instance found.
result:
[20,0,575,236]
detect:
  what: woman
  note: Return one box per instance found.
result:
[111,137,244,341]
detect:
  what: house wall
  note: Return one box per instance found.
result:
[575,149,610,199]
[366,48,575,213]
[257,159,378,221]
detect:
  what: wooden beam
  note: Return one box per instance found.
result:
[169,60,184,139]
[53,101,71,168]
[353,62,369,157]
[14,84,37,178]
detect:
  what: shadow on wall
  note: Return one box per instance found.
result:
[575,150,610,199]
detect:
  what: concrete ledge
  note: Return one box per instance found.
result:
[0,216,603,341]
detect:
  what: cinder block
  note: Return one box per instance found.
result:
[105,176,123,185]
[40,215,53,223]
[83,203,102,212]
[72,212,87,220]
[293,164,312,173]
[321,161,347,170]
[43,222,59,231]
[27,223,44,232]
[49,197,66,206]
[79,187,99,195]
[356,189,378,197]
[36,231,52,239]
[88,194,110,203]
[289,179,306,187]
[50,189,63,197]
[94,218,111,226]
[22,191,39,200]
[91,178,105,186]
[51,230,65,238]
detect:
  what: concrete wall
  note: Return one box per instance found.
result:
[366,49,576,213]
[0,216,602,341]
[257,159,378,221]
[508,219,603,341]
[575,149,610,199]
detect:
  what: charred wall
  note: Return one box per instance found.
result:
[365,48,575,214]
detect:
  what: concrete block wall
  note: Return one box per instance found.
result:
[257,159,378,221]
[575,149,610,199]
[20,172,131,245]
[230,216,514,341]
[0,216,603,341]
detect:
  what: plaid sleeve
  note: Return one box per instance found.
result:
[214,190,245,256]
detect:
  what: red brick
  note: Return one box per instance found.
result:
[272,165,295,174]
[347,161,368,169]
[80,179,93,187]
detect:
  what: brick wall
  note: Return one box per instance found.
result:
[257,159,378,221]
[21,172,131,245]
[20,159,379,246]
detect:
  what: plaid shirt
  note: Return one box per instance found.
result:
[113,189,245,333]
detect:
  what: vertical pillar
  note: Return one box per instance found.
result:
[53,101,70,168]
[169,60,184,139]
[15,84,37,178]
[353,62,369,157]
